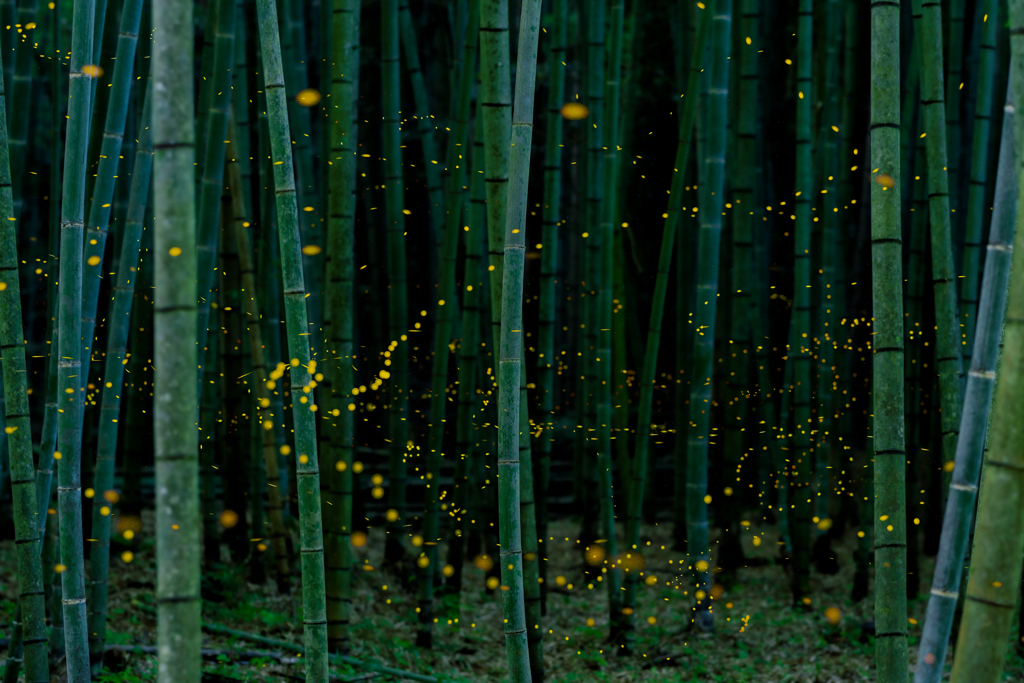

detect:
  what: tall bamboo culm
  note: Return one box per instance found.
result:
[87,84,152,673]
[322,0,361,654]
[152,0,200,678]
[945,7,1024,680]
[381,0,411,568]
[255,0,330,678]
[916,68,1017,683]
[55,0,96,678]
[686,0,729,634]
[870,2,907,681]
[0,37,48,683]
[497,2,543,679]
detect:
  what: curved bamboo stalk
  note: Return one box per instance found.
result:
[381,0,410,569]
[254,0,330,677]
[870,2,908,681]
[79,0,143,432]
[497,2,542,678]
[686,0,729,634]
[0,38,48,683]
[86,82,151,672]
[917,69,1017,683]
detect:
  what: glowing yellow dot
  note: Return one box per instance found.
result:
[703,494,712,504]
[123,530,135,540]
[296,88,321,106]
[82,64,103,77]
[168,247,182,257]
[560,102,589,120]
[53,451,62,460]
[386,509,399,522]
[87,255,101,266]
[299,454,310,464]
[100,506,111,516]
[351,531,367,547]
[302,244,322,255]
[121,551,133,563]
[84,488,95,499]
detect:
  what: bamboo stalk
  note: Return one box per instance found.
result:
[152,0,199,677]
[870,2,908,680]
[254,0,330,677]
[85,82,151,672]
[0,34,48,683]
[917,68,1017,683]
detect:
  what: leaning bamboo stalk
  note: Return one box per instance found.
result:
[55,0,97,677]
[0,38,48,683]
[916,70,1017,683]
[417,0,477,647]
[254,0,330,678]
[622,2,712,652]
[86,83,151,672]
[226,131,292,593]
[78,0,143,429]
[497,1,543,677]
[871,2,908,681]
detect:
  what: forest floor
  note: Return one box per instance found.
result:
[1,513,1022,683]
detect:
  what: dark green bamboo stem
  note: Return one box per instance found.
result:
[381,0,410,568]
[86,83,151,673]
[55,0,96,677]
[686,0,728,634]
[322,0,360,654]
[0,36,48,683]
[871,2,908,680]
[945,0,965,212]
[254,0,329,677]
[916,69,1016,683]
[912,0,964,494]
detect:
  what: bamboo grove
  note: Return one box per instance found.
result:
[0,0,1024,682]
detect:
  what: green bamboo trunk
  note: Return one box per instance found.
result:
[254,0,330,677]
[912,0,965,496]
[959,0,999,367]
[55,0,96,677]
[786,0,814,606]
[871,2,908,681]
[534,0,566,607]
[945,0,965,212]
[86,83,151,672]
[916,69,1016,683]
[0,37,48,683]
[381,0,410,568]
[479,0,512,354]
[497,2,542,680]
[7,0,42,219]
[947,13,1024,677]
[152,0,200,678]
[322,0,360,653]
[417,1,476,645]
[686,0,729,634]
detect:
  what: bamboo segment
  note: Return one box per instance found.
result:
[152,0,200,679]
[622,0,712,652]
[254,0,330,678]
[912,0,965,495]
[870,2,908,682]
[916,70,1016,683]
[496,2,543,681]
[945,0,965,211]
[322,0,361,654]
[0,38,48,683]
[86,83,152,672]
[381,0,411,568]
[686,0,729,634]
[55,0,96,677]
[417,0,477,646]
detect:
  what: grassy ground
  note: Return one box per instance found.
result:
[2,512,1022,682]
